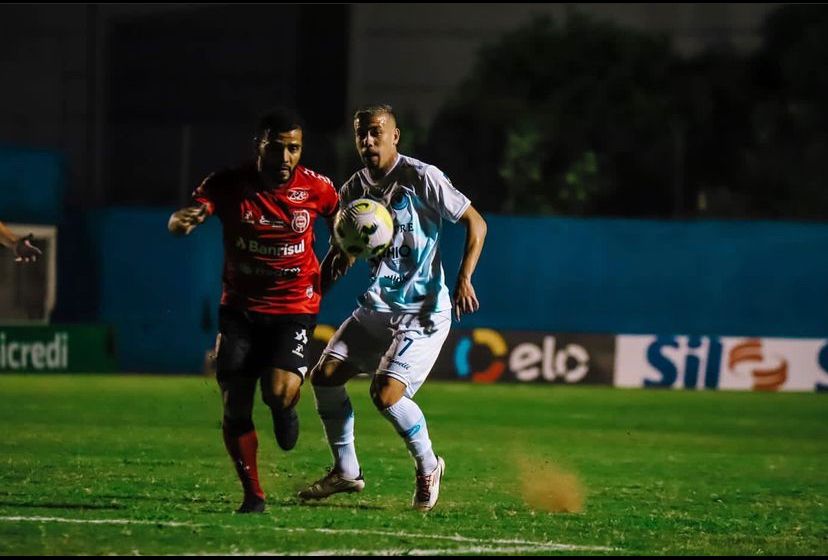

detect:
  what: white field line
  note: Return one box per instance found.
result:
[196,544,609,556]
[0,515,196,528]
[0,515,617,553]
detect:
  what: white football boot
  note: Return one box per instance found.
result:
[412,456,445,511]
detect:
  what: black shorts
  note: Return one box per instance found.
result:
[215,305,316,383]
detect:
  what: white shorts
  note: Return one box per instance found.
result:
[320,306,452,397]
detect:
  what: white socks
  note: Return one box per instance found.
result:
[313,385,361,479]
[382,396,438,474]
[314,385,438,477]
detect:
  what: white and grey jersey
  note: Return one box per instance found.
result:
[340,154,471,314]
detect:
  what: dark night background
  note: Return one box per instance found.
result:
[0,4,826,373]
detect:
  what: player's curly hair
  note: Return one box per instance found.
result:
[255,107,305,140]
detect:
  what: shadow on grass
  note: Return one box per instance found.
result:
[289,502,385,511]
[183,499,387,514]
[0,500,126,510]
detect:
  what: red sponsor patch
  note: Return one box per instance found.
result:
[287,189,309,203]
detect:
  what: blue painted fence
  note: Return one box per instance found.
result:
[83,210,827,373]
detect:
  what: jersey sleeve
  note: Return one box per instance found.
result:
[192,172,221,215]
[422,165,471,223]
[338,175,360,207]
[319,176,339,217]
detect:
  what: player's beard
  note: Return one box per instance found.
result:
[260,161,292,185]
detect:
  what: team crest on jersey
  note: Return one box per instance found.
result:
[287,189,309,203]
[391,190,409,210]
[291,209,310,233]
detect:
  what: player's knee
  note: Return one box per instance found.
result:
[369,385,401,410]
[310,359,342,386]
[224,400,254,420]
[222,414,254,436]
[262,385,299,411]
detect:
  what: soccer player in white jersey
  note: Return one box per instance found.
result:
[298,104,487,511]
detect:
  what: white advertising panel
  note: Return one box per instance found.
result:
[615,335,828,392]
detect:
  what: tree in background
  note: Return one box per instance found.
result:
[743,4,828,220]
[424,6,828,221]
[426,13,679,217]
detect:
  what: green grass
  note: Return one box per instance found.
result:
[0,374,825,555]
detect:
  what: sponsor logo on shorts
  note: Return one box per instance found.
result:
[291,330,308,358]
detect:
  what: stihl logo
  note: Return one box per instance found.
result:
[235,237,305,257]
[728,339,788,392]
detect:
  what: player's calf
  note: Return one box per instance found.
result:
[270,406,299,451]
[262,370,302,451]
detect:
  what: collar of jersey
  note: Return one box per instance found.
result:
[361,154,402,188]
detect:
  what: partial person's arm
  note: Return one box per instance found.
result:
[453,205,487,321]
[0,220,42,263]
[168,204,210,236]
[320,215,355,296]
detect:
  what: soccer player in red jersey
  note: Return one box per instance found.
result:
[168,108,339,513]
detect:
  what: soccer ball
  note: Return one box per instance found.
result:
[333,198,394,259]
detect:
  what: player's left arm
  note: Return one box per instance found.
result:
[453,204,487,321]
[319,179,356,296]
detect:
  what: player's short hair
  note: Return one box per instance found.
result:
[255,107,305,139]
[353,104,397,124]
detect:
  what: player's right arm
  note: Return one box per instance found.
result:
[168,172,219,236]
[168,204,209,236]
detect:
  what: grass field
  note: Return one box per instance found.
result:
[0,374,825,555]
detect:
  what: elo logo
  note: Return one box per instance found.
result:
[510,337,590,383]
[454,330,591,384]
[454,329,507,383]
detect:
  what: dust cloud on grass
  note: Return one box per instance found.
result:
[515,454,585,513]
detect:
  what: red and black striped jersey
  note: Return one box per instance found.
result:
[194,163,338,315]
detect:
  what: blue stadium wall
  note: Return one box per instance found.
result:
[0,148,65,224]
[83,210,828,373]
